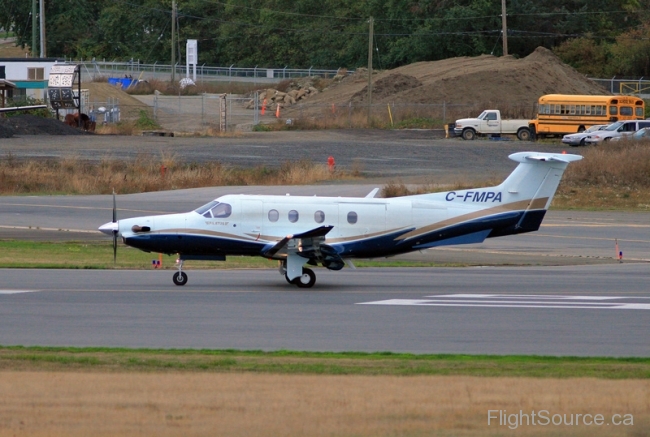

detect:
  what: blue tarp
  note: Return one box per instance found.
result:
[108,78,137,89]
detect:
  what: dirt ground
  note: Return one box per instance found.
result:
[1,45,606,134]
[0,371,647,437]
[285,47,607,119]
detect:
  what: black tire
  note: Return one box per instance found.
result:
[461,129,476,141]
[517,128,531,141]
[579,138,586,147]
[292,268,316,288]
[173,271,188,286]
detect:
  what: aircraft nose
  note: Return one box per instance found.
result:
[99,221,118,236]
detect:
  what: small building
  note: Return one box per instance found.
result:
[0,78,17,109]
[0,58,64,102]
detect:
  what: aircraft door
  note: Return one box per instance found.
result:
[240,199,264,239]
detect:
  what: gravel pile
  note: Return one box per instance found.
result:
[0,114,89,138]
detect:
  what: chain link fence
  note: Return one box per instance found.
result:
[145,94,540,132]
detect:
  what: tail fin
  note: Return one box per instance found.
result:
[497,152,582,209]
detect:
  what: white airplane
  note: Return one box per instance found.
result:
[99,151,581,288]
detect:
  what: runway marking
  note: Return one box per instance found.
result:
[357,294,650,310]
[0,290,40,294]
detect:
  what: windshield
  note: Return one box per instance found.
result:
[585,125,604,133]
[194,200,219,215]
[477,111,487,120]
[195,201,232,218]
[604,122,623,131]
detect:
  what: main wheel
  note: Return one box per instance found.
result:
[517,128,531,141]
[462,129,476,141]
[173,271,188,286]
[292,268,316,288]
[578,138,586,147]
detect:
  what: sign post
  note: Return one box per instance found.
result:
[186,39,198,82]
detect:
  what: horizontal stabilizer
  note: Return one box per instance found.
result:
[509,152,583,164]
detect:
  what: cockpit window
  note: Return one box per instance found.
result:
[195,200,219,215]
[211,203,232,218]
[194,201,232,218]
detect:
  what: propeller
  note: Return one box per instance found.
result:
[98,189,119,265]
[112,189,118,264]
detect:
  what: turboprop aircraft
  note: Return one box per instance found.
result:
[99,152,581,288]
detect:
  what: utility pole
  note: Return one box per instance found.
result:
[171,0,177,82]
[39,0,46,57]
[367,16,373,125]
[32,0,37,57]
[501,0,508,56]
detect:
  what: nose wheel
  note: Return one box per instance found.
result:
[173,259,188,286]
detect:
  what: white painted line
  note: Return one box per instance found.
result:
[428,294,628,300]
[357,294,650,310]
[0,290,40,294]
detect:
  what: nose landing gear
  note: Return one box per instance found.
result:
[173,259,188,286]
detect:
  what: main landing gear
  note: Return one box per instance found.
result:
[173,259,188,286]
[279,261,316,288]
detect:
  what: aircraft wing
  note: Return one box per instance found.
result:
[262,225,334,259]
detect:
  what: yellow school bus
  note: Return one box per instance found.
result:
[529,94,645,138]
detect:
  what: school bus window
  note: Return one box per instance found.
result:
[570,105,576,115]
[636,107,644,117]
[609,106,618,115]
[620,107,633,116]
[555,104,561,114]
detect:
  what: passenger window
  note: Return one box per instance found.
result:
[347,211,358,224]
[486,112,496,121]
[609,106,618,115]
[268,209,279,222]
[636,107,645,117]
[314,210,325,223]
[288,210,299,223]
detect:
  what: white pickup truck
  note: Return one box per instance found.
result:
[454,110,531,141]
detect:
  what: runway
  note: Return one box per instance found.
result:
[0,265,649,356]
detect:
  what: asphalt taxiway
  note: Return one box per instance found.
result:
[0,265,648,356]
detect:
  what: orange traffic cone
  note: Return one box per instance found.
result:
[276,104,281,118]
[261,98,267,115]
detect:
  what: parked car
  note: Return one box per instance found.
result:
[611,127,650,142]
[584,120,650,145]
[561,124,608,147]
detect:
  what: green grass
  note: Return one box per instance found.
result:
[1,346,648,378]
[0,240,467,269]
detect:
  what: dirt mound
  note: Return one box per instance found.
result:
[351,73,422,103]
[82,82,149,119]
[287,46,608,116]
[0,114,88,137]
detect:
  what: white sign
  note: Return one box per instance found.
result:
[186,39,198,81]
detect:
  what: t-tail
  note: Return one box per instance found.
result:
[410,151,582,238]
[489,151,582,235]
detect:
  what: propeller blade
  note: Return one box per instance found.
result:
[112,189,117,265]
[113,231,117,264]
[112,189,117,223]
